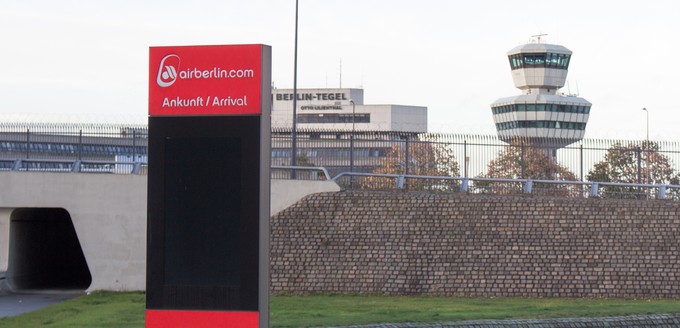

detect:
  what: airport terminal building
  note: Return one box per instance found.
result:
[270,88,428,173]
[272,88,427,132]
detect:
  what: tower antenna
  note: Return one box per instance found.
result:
[531,33,548,43]
[567,80,572,95]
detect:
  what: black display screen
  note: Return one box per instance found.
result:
[147,116,261,311]
[163,137,242,286]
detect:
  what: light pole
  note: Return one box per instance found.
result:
[349,100,355,174]
[290,0,299,179]
[642,107,649,184]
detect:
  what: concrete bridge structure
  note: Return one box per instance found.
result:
[0,172,339,292]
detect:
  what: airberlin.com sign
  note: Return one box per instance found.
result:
[149,44,263,116]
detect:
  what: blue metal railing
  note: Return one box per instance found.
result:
[330,171,680,200]
[0,158,147,175]
[3,161,679,200]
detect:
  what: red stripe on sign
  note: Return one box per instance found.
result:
[146,310,258,328]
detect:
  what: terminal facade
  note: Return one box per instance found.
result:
[272,88,427,132]
[270,88,428,173]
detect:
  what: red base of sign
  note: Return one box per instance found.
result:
[146,310,258,328]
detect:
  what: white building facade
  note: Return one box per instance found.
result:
[272,88,427,133]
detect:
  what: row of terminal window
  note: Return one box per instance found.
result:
[492,103,590,115]
[271,147,386,158]
[508,52,571,70]
[297,113,371,124]
[496,121,586,131]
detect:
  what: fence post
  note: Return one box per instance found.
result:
[78,129,83,161]
[580,144,584,181]
[520,144,525,179]
[71,160,82,173]
[590,182,599,197]
[464,139,468,178]
[460,178,469,192]
[404,138,410,192]
[12,160,21,171]
[658,185,667,199]
[26,129,30,159]
[133,129,137,162]
[396,175,405,189]
[404,138,410,176]
[636,147,642,184]
[523,179,533,193]
[350,133,355,174]
[132,162,142,175]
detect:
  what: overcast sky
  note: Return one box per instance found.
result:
[1,0,679,140]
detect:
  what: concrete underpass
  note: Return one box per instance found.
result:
[7,208,91,291]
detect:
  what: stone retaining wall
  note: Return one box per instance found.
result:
[271,191,680,298]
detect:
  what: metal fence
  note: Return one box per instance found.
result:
[0,123,148,174]
[2,123,680,190]
[272,128,680,185]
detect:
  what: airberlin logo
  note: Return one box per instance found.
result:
[156,54,180,87]
[156,54,256,88]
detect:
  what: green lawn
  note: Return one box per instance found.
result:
[1,292,679,328]
[0,292,145,328]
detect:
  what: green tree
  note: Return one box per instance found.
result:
[361,139,460,191]
[477,141,578,195]
[587,141,680,198]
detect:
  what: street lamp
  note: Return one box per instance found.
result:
[349,100,355,174]
[642,107,650,184]
[290,0,299,179]
[349,100,356,188]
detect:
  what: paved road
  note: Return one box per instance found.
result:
[0,291,82,318]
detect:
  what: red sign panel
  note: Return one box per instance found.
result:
[146,310,258,328]
[149,44,263,116]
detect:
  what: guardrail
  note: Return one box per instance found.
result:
[3,161,679,200]
[331,172,680,200]
[271,165,331,181]
[0,158,146,175]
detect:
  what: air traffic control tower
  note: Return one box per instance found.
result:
[491,37,591,151]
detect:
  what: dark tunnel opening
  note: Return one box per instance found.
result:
[7,208,92,291]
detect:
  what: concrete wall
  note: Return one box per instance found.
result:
[0,172,338,292]
[0,172,147,292]
[271,191,680,298]
[270,179,340,216]
[0,209,10,273]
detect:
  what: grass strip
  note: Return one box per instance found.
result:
[0,291,145,328]
[1,292,679,327]
[271,295,680,327]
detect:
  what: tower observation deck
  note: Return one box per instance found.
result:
[491,39,591,149]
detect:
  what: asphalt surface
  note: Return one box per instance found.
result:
[0,290,82,318]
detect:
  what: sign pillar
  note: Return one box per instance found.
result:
[146,44,271,328]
